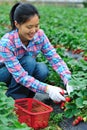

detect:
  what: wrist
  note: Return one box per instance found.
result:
[45,86,48,93]
[64,74,71,85]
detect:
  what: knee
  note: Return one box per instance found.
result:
[20,55,36,68]
[20,55,36,66]
[0,67,11,83]
[39,63,49,76]
[19,55,36,75]
[34,62,49,81]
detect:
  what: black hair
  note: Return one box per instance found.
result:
[9,2,40,30]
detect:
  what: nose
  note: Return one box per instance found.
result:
[31,27,37,33]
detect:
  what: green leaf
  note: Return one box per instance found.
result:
[65,102,76,109]
[83,101,87,105]
[83,91,87,96]
[76,98,84,108]
[64,109,73,118]
[77,91,83,97]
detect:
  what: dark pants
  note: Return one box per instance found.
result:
[0,55,49,99]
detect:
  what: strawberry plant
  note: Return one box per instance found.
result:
[0,82,32,130]
[61,57,87,126]
[50,112,63,125]
[62,82,87,125]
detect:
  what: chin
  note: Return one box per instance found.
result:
[29,36,34,40]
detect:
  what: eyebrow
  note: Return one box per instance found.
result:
[27,23,39,27]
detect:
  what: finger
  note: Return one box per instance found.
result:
[55,97,61,102]
[53,94,61,102]
[68,91,70,96]
[58,88,67,94]
[64,90,67,93]
[57,93,66,101]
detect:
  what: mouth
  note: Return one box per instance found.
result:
[29,32,35,37]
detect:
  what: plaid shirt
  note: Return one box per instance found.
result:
[0,29,71,93]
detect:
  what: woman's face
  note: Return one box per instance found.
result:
[15,14,39,44]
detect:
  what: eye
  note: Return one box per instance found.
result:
[35,24,39,28]
[27,26,33,29]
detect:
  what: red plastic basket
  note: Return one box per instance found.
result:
[15,98,53,129]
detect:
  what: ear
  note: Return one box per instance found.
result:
[14,21,20,29]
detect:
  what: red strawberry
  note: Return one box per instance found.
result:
[72,121,76,126]
[84,56,87,61]
[65,97,71,102]
[72,119,79,126]
[77,116,83,121]
[60,102,65,109]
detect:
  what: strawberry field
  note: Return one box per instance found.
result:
[0,1,87,130]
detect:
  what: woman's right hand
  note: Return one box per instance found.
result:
[46,85,66,102]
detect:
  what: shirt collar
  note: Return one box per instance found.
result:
[14,29,23,48]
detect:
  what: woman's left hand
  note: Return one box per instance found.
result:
[66,83,74,95]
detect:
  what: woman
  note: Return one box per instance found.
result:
[0,2,73,100]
